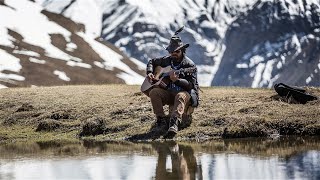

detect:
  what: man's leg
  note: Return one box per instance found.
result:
[171,91,191,120]
[149,88,173,123]
[167,91,191,134]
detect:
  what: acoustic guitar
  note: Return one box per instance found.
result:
[140,66,196,95]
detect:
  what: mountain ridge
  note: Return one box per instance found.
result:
[37,0,319,87]
[1,0,319,88]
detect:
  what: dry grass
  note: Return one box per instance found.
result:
[0,84,319,143]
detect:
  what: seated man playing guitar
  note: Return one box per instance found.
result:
[144,34,199,138]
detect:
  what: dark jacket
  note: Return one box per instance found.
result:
[146,55,200,107]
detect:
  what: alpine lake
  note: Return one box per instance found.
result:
[0,136,319,180]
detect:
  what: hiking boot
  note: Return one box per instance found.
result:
[156,116,167,127]
[165,117,180,138]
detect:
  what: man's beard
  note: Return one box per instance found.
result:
[171,56,182,65]
[171,55,178,61]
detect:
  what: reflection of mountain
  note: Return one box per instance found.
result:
[284,151,320,180]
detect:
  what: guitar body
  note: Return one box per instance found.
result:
[140,66,172,96]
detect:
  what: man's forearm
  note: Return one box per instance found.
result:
[174,79,192,91]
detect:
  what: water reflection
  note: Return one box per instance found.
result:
[284,151,320,180]
[152,141,202,180]
[0,137,320,179]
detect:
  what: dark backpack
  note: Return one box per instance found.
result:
[274,83,318,104]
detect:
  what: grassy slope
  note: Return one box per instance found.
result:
[0,85,319,143]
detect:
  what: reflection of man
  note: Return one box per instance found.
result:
[152,142,202,180]
[146,35,199,137]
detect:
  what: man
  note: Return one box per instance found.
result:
[146,35,199,137]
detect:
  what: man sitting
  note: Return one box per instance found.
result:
[145,35,199,137]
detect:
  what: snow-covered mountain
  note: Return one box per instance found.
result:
[0,0,145,88]
[213,0,320,87]
[36,0,259,86]
[2,0,320,88]
[37,0,320,87]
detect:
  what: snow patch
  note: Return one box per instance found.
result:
[130,57,146,71]
[0,49,22,72]
[29,57,46,64]
[53,70,70,81]
[115,37,132,47]
[66,61,92,69]
[0,28,13,47]
[0,84,8,89]
[40,0,103,38]
[277,61,282,69]
[94,61,104,69]
[249,56,264,68]
[13,50,40,57]
[197,65,216,87]
[251,63,265,88]
[236,63,248,68]
[262,59,276,87]
[133,32,157,39]
[306,76,312,84]
[0,73,25,81]
[66,42,77,52]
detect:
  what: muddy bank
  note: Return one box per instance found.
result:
[0,85,319,143]
[1,136,320,159]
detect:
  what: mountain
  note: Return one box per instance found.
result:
[0,0,145,88]
[2,0,319,88]
[36,0,257,86]
[213,0,320,87]
[100,0,260,87]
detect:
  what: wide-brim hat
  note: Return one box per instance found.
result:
[166,36,189,53]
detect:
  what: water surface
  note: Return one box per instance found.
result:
[0,137,319,180]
